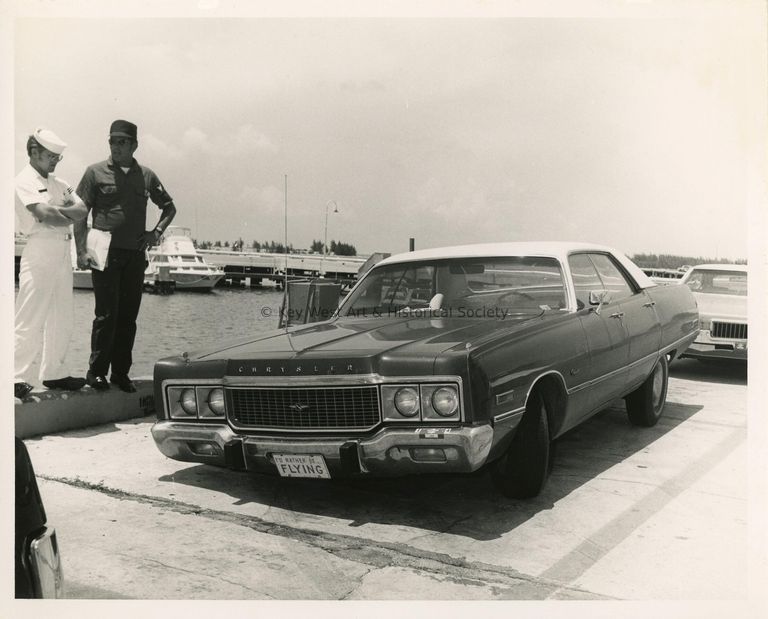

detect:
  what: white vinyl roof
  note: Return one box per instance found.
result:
[377,241,656,289]
[686,263,748,273]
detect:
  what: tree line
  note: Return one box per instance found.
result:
[194,238,357,256]
[631,253,747,269]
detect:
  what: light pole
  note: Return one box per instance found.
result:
[321,199,338,277]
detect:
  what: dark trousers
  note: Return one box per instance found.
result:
[89,248,146,377]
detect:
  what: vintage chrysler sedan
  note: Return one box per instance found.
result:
[678,263,747,361]
[151,242,699,498]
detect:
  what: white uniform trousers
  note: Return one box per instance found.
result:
[15,235,75,383]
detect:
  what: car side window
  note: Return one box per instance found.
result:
[589,253,634,302]
[568,254,603,310]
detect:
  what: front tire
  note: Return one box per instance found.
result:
[491,390,551,499]
[625,354,669,427]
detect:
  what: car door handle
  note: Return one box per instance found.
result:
[643,302,656,308]
[610,312,625,319]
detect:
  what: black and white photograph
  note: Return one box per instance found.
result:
[3,0,767,617]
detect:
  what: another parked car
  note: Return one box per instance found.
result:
[679,263,748,361]
[151,242,699,498]
[640,267,683,286]
[15,437,64,598]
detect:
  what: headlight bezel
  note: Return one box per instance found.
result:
[420,384,460,420]
[382,381,462,422]
[167,384,226,420]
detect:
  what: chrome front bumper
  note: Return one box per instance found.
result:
[151,421,495,476]
[682,330,748,360]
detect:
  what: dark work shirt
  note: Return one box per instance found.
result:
[76,157,174,250]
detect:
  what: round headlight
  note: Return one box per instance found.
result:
[207,388,225,415]
[394,387,420,417]
[179,388,197,415]
[432,387,459,416]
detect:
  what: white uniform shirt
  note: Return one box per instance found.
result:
[15,164,81,236]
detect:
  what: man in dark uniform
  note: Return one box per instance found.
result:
[74,120,177,392]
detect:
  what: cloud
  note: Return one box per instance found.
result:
[141,133,184,162]
[181,127,212,153]
[231,124,277,154]
[140,124,274,164]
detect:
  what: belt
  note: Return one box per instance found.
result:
[29,232,73,241]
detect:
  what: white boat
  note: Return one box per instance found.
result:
[72,226,225,291]
[145,226,225,291]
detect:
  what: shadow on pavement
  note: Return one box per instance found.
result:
[158,399,704,541]
[671,357,747,386]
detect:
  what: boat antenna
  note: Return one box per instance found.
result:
[282,174,290,334]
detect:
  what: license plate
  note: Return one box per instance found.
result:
[273,454,331,479]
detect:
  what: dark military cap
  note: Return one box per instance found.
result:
[109,119,138,140]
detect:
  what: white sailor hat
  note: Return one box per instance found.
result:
[32,127,67,155]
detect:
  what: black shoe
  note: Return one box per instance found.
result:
[110,374,137,393]
[15,382,33,399]
[86,372,110,391]
[43,376,87,391]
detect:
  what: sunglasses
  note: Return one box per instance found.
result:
[34,147,63,162]
[109,137,134,146]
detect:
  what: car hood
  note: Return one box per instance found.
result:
[177,313,550,375]
[693,292,747,322]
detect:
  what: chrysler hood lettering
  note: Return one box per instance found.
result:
[235,362,358,376]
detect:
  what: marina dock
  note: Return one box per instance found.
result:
[197,248,366,288]
[14,235,374,289]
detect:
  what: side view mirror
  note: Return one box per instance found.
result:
[588,289,612,315]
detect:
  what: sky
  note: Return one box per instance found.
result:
[4,1,765,261]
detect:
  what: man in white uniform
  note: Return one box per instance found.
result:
[15,128,89,399]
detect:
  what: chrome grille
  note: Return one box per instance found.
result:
[227,386,381,431]
[711,321,747,340]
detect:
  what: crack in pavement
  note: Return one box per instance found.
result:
[128,554,277,599]
[39,473,614,600]
[339,565,375,600]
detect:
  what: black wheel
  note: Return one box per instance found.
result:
[491,390,551,499]
[625,354,669,427]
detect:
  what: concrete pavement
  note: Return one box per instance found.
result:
[15,360,751,602]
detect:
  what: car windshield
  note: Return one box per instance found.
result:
[339,256,566,318]
[684,269,747,296]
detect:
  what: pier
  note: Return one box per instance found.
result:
[197,249,365,288]
[14,236,371,289]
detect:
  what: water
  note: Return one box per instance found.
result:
[20,287,287,381]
